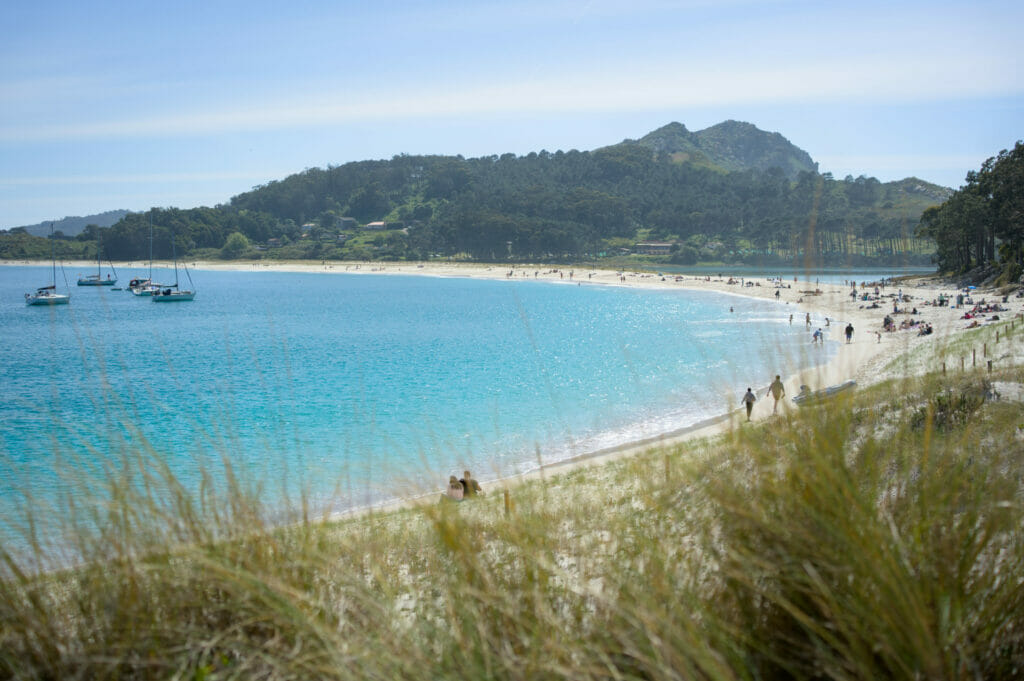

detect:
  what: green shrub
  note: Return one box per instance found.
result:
[220,232,251,259]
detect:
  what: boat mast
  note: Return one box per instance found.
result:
[172,237,179,287]
[50,223,56,286]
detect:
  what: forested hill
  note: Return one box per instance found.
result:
[625,120,818,180]
[14,210,130,237]
[2,121,949,265]
[916,141,1023,283]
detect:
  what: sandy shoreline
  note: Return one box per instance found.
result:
[11,258,1021,517]
[305,260,1020,518]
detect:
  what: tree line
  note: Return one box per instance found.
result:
[916,141,1024,282]
[3,147,946,265]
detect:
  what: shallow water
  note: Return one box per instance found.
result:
[2,265,843,534]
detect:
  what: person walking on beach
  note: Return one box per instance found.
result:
[767,375,786,414]
[845,323,854,343]
[742,387,757,421]
[805,312,811,329]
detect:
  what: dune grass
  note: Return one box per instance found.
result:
[2,365,1023,679]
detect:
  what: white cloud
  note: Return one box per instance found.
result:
[1,171,280,187]
[401,0,780,32]
[0,75,104,107]
[1,46,1019,144]
[818,154,992,174]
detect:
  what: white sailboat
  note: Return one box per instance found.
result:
[26,224,70,306]
[77,237,117,286]
[25,284,70,306]
[130,216,162,296]
[153,235,195,302]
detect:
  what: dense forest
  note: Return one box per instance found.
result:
[2,122,947,267]
[916,141,1024,283]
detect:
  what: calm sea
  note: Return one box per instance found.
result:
[1,264,874,542]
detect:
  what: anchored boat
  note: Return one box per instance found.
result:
[77,241,118,286]
[130,217,163,296]
[26,224,70,306]
[152,235,195,302]
[26,284,70,306]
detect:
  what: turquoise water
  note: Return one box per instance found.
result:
[2,265,839,537]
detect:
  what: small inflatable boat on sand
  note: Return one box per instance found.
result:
[793,380,856,406]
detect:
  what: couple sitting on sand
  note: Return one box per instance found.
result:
[441,470,484,502]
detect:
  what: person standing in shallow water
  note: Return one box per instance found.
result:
[742,388,757,421]
[767,375,786,414]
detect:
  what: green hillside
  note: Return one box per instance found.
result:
[917,141,1023,281]
[2,122,946,267]
[628,120,819,180]
[12,210,130,237]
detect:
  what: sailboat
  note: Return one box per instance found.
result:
[26,224,71,306]
[77,238,118,286]
[130,216,162,296]
[153,235,195,302]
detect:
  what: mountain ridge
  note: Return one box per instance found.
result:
[13,210,131,238]
[617,120,819,180]
[7,121,952,233]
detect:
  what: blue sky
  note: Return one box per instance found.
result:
[2,0,1022,228]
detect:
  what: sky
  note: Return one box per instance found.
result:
[2,0,1022,229]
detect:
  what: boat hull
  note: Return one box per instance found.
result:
[153,290,195,302]
[127,278,160,296]
[78,278,116,286]
[26,293,70,306]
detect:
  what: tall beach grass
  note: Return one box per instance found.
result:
[2,332,1023,679]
